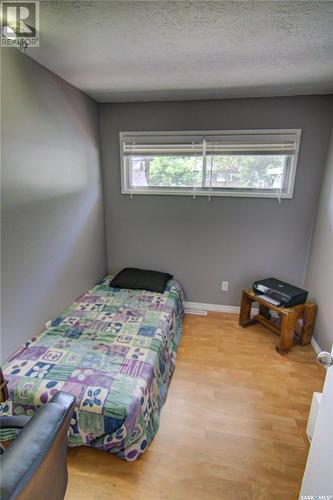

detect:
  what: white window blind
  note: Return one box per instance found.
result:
[120,130,301,199]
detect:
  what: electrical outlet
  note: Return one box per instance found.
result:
[221,280,229,291]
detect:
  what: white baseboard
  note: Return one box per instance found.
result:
[311,336,322,355]
[184,301,241,314]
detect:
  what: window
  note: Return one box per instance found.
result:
[120,130,301,198]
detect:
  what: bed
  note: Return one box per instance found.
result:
[0,275,184,460]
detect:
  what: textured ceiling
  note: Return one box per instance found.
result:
[26,0,333,102]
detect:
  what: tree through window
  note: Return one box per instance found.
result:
[120,130,301,198]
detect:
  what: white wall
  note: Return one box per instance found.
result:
[305,124,333,352]
[1,49,107,362]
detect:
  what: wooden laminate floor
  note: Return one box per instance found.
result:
[66,312,325,500]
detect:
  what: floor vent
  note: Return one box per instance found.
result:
[184,308,208,316]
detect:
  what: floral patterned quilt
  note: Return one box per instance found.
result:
[1,276,184,460]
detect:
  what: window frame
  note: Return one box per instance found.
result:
[119,129,302,199]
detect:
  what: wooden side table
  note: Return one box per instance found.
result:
[239,289,317,354]
[0,368,9,403]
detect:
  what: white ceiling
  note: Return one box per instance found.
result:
[26,0,333,102]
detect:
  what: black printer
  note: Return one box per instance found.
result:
[252,278,308,308]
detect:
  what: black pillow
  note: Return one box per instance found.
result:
[110,268,173,293]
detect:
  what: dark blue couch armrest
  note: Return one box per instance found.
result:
[0,392,76,500]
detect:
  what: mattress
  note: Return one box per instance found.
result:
[0,276,184,460]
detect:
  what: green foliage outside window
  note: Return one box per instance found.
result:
[139,154,285,189]
[148,156,202,186]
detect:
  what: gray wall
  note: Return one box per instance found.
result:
[305,125,333,351]
[1,49,107,362]
[100,96,333,305]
